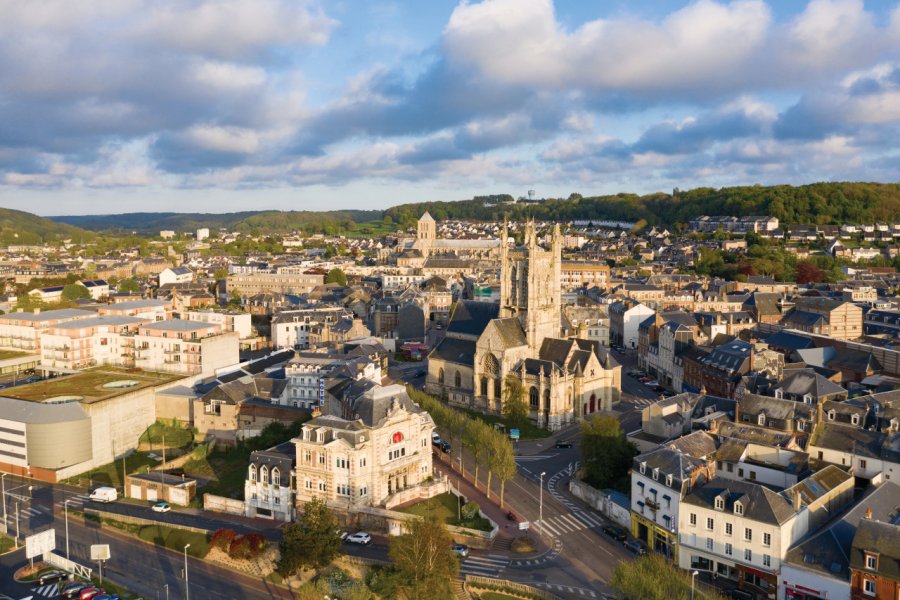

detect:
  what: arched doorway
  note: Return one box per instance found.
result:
[589,393,596,413]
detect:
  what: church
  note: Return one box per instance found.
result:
[397,212,502,267]
[426,220,621,430]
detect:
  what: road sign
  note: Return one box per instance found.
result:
[518,521,530,531]
[91,544,111,561]
[25,529,55,559]
[509,429,520,440]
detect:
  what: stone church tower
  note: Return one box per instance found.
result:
[415,211,437,257]
[499,220,562,349]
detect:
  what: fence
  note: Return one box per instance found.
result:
[203,493,246,516]
[464,575,563,600]
[84,507,210,536]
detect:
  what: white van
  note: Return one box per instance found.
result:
[89,487,118,503]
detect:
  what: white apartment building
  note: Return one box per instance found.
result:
[245,441,295,522]
[159,266,194,286]
[281,353,382,410]
[196,228,209,241]
[98,299,172,321]
[186,310,252,339]
[609,301,655,350]
[678,468,853,597]
[293,384,434,509]
[271,308,350,350]
[0,308,97,353]
[714,440,808,490]
[133,319,239,376]
[40,315,149,371]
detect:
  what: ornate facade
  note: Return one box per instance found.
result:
[427,220,621,430]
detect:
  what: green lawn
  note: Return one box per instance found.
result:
[459,408,551,440]
[399,492,492,532]
[137,524,209,557]
[0,535,15,553]
[344,220,400,239]
[62,451,159,489]
[182,444,249,502]
[138,419,194,449]
[0,350,30,360]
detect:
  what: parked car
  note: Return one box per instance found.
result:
[440,440,451,453]
[638,376,654,383]
[59,582,90,598]
[601,525,627,542]
[623,540,647,556]
[151,501,171,513]
[36,570,69,585]
[643,380,659,387]
[335,529,348,541]
[431,433,441,446]
[79,588,105,600]
[92,595,121,600]
[554,440,573,449]
[88,487,118,503]
[345,532,372,545]
[451,543,469,558]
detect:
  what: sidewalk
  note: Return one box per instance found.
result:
[432,452,548,555]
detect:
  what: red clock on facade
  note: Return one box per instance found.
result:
[392,432,403,444]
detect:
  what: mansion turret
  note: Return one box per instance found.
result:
[427,219,621,430]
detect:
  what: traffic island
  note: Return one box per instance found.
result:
[509,537,537,553]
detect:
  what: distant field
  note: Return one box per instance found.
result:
[0,350,31,361]
[344,220,401,239]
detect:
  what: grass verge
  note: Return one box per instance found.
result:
[399,492,492,532]
[459,408,551,440]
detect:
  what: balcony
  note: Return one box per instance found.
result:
[645,498,660,512]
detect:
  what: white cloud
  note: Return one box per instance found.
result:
[184,126,261,154]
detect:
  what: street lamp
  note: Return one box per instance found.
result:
[183,543,191,600]
[1,472,7,526]
[691,570,699,600]
[539,471,546,535]
[64,498,72,559]
[14,500,19,547]
[455,455,462,521]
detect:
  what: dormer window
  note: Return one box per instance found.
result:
[757,413,766,426]
[734,501,744,516]
[774,389,783,399]
[866,553,878,571]
[652,468,659,481]
[272,468,281,487]
[666,474,673,487]
[828,410,836,422]
[248,464,257,482]
[851,414,860,426]
[715,497,725,510]
[640,462,646,475]
[803,393,813,405]
[260,466,269,485]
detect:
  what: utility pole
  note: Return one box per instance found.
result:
[539,471,546,536]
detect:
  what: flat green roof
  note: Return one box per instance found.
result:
[4,367,182,404]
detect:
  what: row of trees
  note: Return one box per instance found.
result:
[278,499,459,600]
[407,388,518,507]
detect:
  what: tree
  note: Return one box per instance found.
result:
[463,419,491,488]
[795,260,825,284]
[487,433,517,507]
[118,278,141,293]
[580,414,638,492]
[501,374,528,427]
[213,267,229,281]
[612,553,725,600]
[276,498,342,576]
[325,268,347,286]
[62,283,90,301]
[388,514,458,600]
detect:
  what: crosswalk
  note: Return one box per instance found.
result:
[532,581,614,598]
[1,493,90,528]
[535,510,604,537]
[459,554,509,577]
[31,582,61,597]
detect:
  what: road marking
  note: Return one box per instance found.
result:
[539,518,564,536]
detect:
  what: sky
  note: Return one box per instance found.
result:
[1,0,899,216]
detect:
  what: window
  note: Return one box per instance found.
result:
[706,538,713,550]
[529,387,539,408]
[480,377,488,397]
[248,465,257,482]
[828,410,835,421]
[725,543,732,556]
[726,523,733,536]
[745,528,752,542]
[318,481,326,492]
[454,371,461,387]
[738,468,744,478]
[639,462,646,475]
[735,502,744,516]
[319,454,325,465]
[260,466,269,485]
[763,554,771,567]
[304,479,312,489]
[745,548,752,562]
[272,468,280,487]
[359,486,368,497]
[666,474,673,487]
[715,497,725,510]
[359,457,367,468]
[859,459,867,470]
[707,517,714,531]
[757,413,766,426]
[866,554,878,571]
[438,368,444,384]
[763,532,771,546]
[690,513,697,526]
[652,468,659,481]
[863,579,876,596]
[726,463,734,472]
[852,414,860,425]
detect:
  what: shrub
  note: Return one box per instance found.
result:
[210,528,236,552]
[228,533,268,560]
[461,501,480,520]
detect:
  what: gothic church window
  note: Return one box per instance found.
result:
[529,387,539,408]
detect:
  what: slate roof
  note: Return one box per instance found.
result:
[430,337,476,366]
[783,309,827,327]
[683,478,798,525]
[765,331,816,351]
[776,369,847,399]
[850,519,900,580]
[492,318,527,348]
[664,430,719,459]
[445,301,499,338]
[634,446,706,490]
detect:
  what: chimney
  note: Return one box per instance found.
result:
[865,507,873,520]
[793,489,802,511]
[734,399,740,424]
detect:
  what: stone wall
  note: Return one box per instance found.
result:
[204,493,246,516]
[568,478,631,529]
[383,477,448,509]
